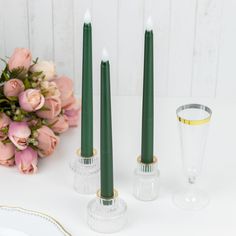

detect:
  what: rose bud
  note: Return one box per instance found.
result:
[64,96,81,127]
[3,79,25,98]
[61,95,75,109]
[15,147,38,174]
[36,97,61,120]
[26,118,38,127]
[40,81,60,98]
[8,121,31,150]
[47,115,69,134]
[0,113,11,141]
[8,48,32,71]
[0,141,15,166]
[19,89,45,112]
[36,126,59,157]
[31,60,55,80]
[53,76,73,107]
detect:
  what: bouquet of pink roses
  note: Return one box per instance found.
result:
[0,48,80,174]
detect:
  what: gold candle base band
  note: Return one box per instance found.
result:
[137,156,158,173]
[96,189,118,199]
[77,148,97,157]
[96,189,119,206]
[76,148,97,165]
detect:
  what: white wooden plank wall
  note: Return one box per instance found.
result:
[1,0,29,61]
[0,0,234,97]
[28,0,54,61]
[168,0,197,97]
[0,1,5,69]
[216,0,236,97]
[93,0,118,95]
[53,0,74,79]
[118,0,143,96]
[191,0,222,97]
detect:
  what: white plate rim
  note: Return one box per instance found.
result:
[0,205,72,236]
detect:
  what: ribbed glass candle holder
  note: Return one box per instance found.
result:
[133,156,160,201]
[73,149,100,194]
[87,190,127,233]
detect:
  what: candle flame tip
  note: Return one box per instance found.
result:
[102,49,109,62]
[84,9,91,24]
[146,17,153,31]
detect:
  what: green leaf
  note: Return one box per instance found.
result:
[0,58,8,67]
[48,119,58,128]
[32,57,39,64]
[23,78,31,89]
[1,126,9,134]
[19,108,29,115]
[2,71,10,81]
[0,98,10,104]
[0,58,8,64]
[39,106,50,111]
[31,71,43,77]
[10,67,26,78]
[7,96,18,102]
[2,139,11,144]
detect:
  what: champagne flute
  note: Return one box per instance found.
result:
[173,104,212,210]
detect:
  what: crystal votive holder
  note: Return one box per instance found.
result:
[87,190,127,233]
[73,149,100,194]
[133,156,160,201]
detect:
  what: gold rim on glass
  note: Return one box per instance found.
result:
[176,104,212,126]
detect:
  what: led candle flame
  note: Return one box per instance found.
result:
[102,48,109,62]
[84,9,91,24]
[146,16,153,31]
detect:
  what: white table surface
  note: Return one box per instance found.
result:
[0,96,235,236]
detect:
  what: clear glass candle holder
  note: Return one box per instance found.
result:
[87,190,127,233]
[133,156,160,201]
[73,149,100,194]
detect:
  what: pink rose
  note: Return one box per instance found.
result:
[64,96,81,127]
[36,97,61,120]
[15,147,38,174]
[8,48,32,71]
[48,115,69,134]
[3,79,25,98]
[36,126,59,157]
[61,95,76,108]
[0,141,15,166]
[30,60,55,80]
[53,76,73,107]
[8,122,31,150]
[40,81,60,98]
[26,119,38,127]
[0,113,11,141]
[19,89,45,112]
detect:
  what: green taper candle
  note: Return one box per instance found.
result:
[100,50,114,198]
[141,18,154,164]
[81,10,93,157]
